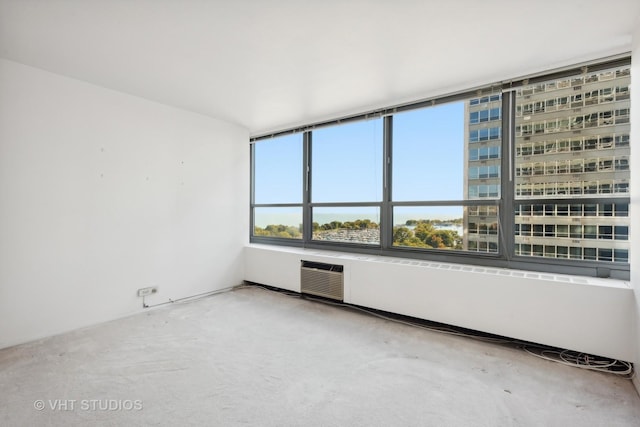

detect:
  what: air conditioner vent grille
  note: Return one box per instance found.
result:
[301,260,344,301]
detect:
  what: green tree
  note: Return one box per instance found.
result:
[414,222,435,242]
[254,224,301,238]
[330,221,343,230]
[400,237,431,248]
[432,230,457,248]
[426,234,445,248]
[393,226,412,243]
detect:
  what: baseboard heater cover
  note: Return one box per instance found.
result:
[300,260,344,301]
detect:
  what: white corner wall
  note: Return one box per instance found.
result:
[630,17,640,393]
[0,59,249,349]
[245,245,634,362]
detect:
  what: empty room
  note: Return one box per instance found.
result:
[1,1,640,425]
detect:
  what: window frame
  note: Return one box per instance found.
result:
[249,56,631,280]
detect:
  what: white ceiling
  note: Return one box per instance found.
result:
[1,0,638,136]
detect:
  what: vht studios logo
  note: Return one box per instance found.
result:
[34,399,143,411]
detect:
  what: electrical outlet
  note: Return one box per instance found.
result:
[137,287,158,297]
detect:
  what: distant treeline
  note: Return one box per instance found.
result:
[255,218,463,249]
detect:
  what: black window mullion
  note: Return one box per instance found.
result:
[381,116,393,249]
[302,131,312,243]
[501,90,516,260]
[249,143,256,239]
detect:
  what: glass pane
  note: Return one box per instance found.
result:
[513,64,630,263]
[393,206,498,253]
[253,207,302,239]
[312,207,380,245]
[312,119,383,202]
[394,100,472,201]
[253,134,303,204]
[614,249,628,263]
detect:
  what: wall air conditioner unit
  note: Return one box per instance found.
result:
[300,260,344,301]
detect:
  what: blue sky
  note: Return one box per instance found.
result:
[312,119,383,203]
[393,102,464,201]
[254,133,302,204]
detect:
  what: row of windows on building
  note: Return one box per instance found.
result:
[467,242,629,263]
[469,107,501,123]
[469,146,500,161]
[469,126,501,142]
[516,134,629,156]
[468,180,629,200]
[467,221,629,241]
[468,221,498,235]
[514,245,628,262]
[516,86,629,116]
[516,156,628,176]
[515,224,628,240]
[471,70,630,112]
[467,240,499,253]
[469,165,500,179]
[467,206,498,216]
[469,184,501,198]
[516,109,630,136]
[515,180,629,197]
[515,203,628,217]
[517,68,629,96]
[469,94,501,105]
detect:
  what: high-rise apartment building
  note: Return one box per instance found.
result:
[464,92,502,254]
[465,63,631,263]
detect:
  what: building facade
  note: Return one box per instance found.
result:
[465,63,630,263]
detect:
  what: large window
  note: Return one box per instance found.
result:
[250,57,631,279]
[252,133,303,239]
[391,97,501,253]
[310,119,383,245]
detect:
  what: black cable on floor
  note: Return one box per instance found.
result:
[237,282,634,378]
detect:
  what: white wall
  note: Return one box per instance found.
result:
[630,19,640,393]
[0,59,249,349]
[245,245,635,362]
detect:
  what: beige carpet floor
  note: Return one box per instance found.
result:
[1,285,639,426]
